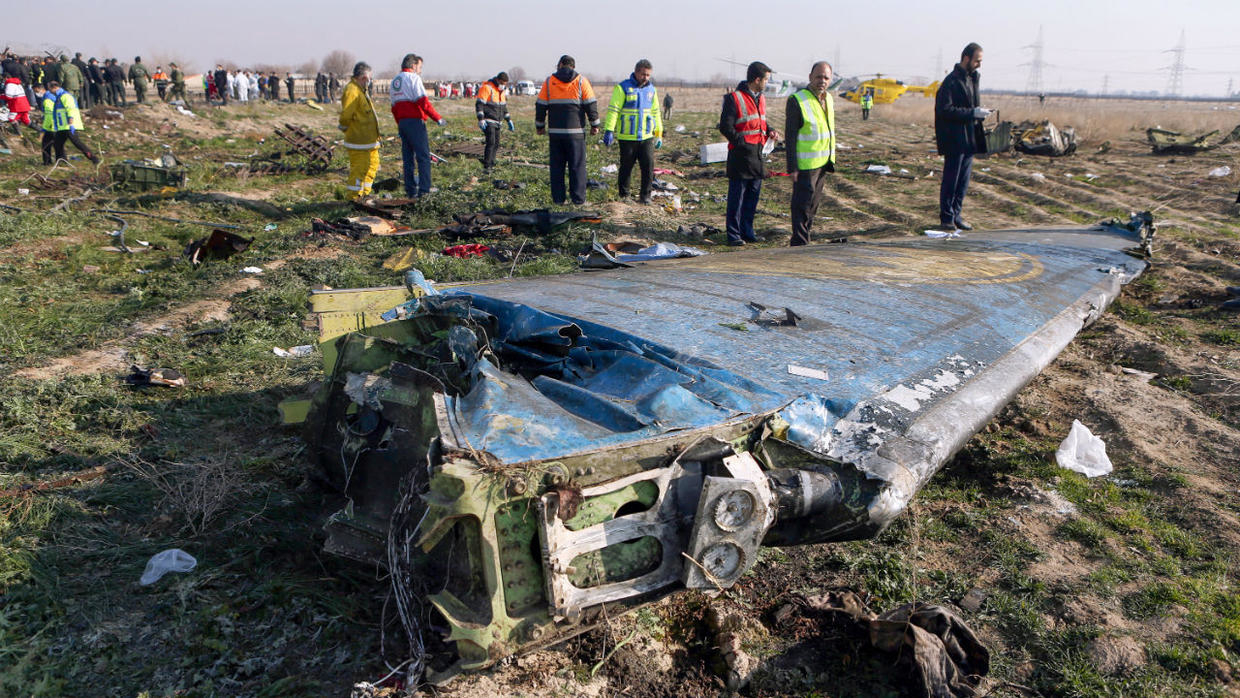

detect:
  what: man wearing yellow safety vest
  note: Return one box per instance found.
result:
[717,61,781,246]
[785,62,836,247]
[861,89,874,120]
[602,59,663,204]
[36,82,99,166]
[338,62,380,201]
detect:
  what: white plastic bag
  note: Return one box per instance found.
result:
[140,548,197,585]
[1208,165,1231,177]
[1055,420,1112,477]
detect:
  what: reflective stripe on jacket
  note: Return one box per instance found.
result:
[474,80,509,124]
[793,89,835,170]
[47,89,81,132]
[728,88,766,150]
[339,79,380,149]
[603,74,662,141]
[535,69,599,136]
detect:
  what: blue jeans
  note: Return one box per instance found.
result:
[398,118,432,196]
[726,178,762,244]
[939,153,973,226]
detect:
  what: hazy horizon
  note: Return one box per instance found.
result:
[5,0,1240,97]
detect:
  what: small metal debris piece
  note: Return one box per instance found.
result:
[184,229,254,266]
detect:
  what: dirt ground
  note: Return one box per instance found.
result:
[1,87,1238,697]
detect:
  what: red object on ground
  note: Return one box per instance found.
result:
[442,244,491,258]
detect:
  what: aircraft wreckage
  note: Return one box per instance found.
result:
[288,217,1153,682]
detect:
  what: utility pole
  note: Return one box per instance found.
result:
[1164,30,1186,97]
[1021,25,1045,98]
[1102,74,1109,97]
[1228,77,1234,98]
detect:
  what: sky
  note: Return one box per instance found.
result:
[5,0,1240,97]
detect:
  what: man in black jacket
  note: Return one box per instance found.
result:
[72,53,90,107]
[934,43,990,231]
[284,73,295,102]
[106,59,127,106]
[87,58,104,107]
[718,61,781,246]
[213,65,229,104]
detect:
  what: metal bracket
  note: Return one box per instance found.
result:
[682,452,775,590]
[536,463,700,621]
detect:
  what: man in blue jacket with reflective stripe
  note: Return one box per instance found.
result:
[602,59,663,204]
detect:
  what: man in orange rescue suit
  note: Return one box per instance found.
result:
[718,61,780,246]
[475,71,514,172]
[535,55,600,205]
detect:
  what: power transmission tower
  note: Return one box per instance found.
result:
[1021,26,1045,97]
[833,46,841,78]
[1164,30,1186,97]
[1101,74,1109,97]
[1228,77,1234,98]
[934,48,943,78]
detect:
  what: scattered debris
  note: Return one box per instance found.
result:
[307,218,373,241]
[124,365,187,389]
[1147,127,1218,155]
[748,301,801,327]
[1056,419,1112,477]
[1014,120,1078,157]
[612,241,706,263]
[184,229,254,266]
[491,179,526,190]
[240,266,264,274]
[382,247,424,271]
[0,465,108,499]
[795,591,990,698]
[109,153,188,191]
[925,229,963,239]
[255,123,335,174]
[865,164,892,175]
[599,164,618,174]
[441,244,490,259]
[1208,165,1232,177]
[139,548,197,585]
[677,222,722,239]
[273,345,315,358]
[788,365,829,381]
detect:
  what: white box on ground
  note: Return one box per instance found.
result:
[700,142,729,165]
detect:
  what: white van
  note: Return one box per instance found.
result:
[513,80,538,96]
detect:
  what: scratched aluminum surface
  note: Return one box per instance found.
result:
[451,228,1144,440]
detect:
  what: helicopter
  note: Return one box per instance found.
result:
[837,74,940,104]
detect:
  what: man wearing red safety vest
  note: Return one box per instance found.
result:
[536,55,600,205]
[717,61,781,246]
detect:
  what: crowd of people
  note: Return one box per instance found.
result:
[4,43,993,248]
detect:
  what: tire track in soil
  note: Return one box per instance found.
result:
[967,183,1073,226]
[830,177,924,227]
[970,172,1103,220]
[990,165,1228,234]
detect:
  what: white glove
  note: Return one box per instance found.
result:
[437,118,446,127]
[972,107,992,119]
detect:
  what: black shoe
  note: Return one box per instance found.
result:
[1223,298,1240,311]
[727,240,746,247]
[954,220,974,231]
[637,198,651,205]
[1225,286,1240,297]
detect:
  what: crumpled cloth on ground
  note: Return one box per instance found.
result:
[442,243,491,258]
[799,590,990,698]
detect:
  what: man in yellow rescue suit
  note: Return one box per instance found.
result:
[339,61,380,200]
[784,62,836,246]
[602,59,663,204]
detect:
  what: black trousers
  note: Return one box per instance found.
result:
[482,123,501,170]
[939,152,973,226]
[549,136,586,205]
[43,130,94,163]
[618,138,655,201]
[109,82,125,105]
[790,165,832,246]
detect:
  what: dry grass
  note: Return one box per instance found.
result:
[123,455,251,536]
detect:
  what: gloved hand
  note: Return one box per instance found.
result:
[655,138,662,150]
[337,124,346,132]
[972,107,992,119]
[69,125,76,135]
[478,120,487,133]
[506,119,515,132]
[602,131,615,146]
[437,118,446,127]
